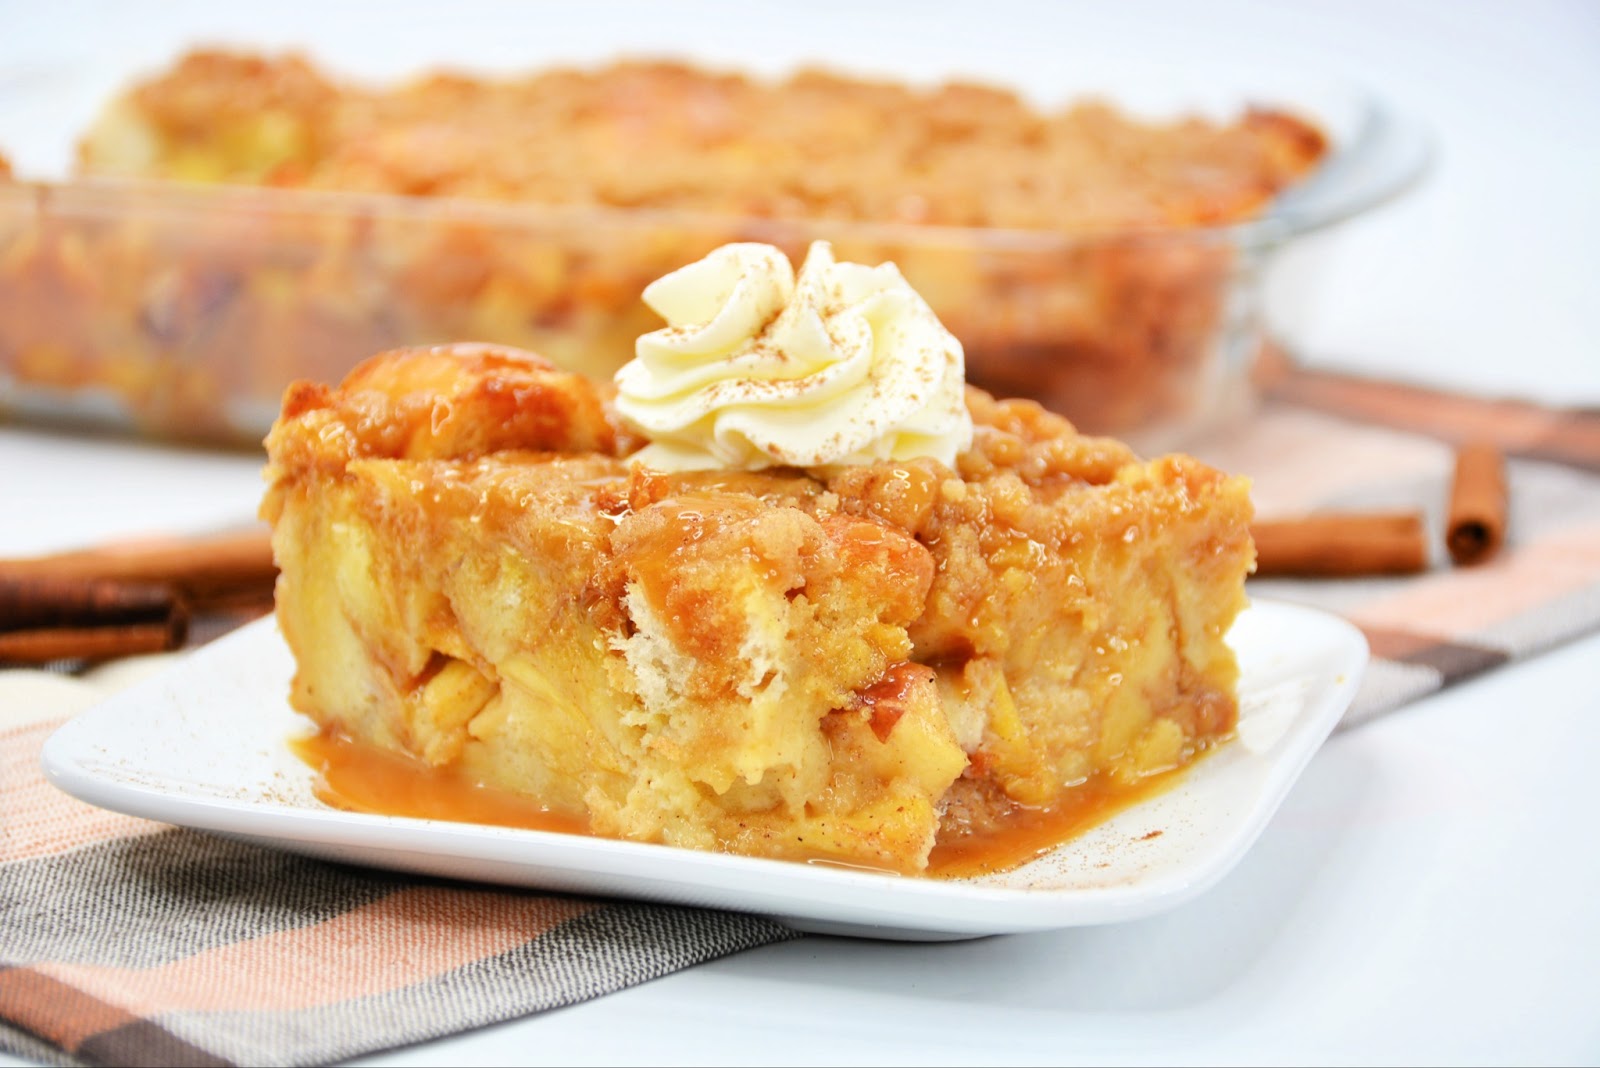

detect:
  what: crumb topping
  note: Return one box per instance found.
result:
[82,51,1326,233]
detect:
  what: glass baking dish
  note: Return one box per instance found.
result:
[0,76,1428,452]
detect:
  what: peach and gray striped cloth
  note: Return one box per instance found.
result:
[1,668,797,1066]
[4,364,1599,1066]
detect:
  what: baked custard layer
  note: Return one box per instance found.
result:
[262,345,1254,874]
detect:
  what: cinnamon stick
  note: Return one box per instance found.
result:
[0,527,276,607]
[1446,441,1508,566]
[0,620,187,664]
[0,575,183,633]
[1252,511,1429,578]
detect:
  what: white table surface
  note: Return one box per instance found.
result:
[2,2,1598,1064]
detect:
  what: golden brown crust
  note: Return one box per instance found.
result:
[82,51,1326,234]
[82,49,338,184]
[265,344,619,470]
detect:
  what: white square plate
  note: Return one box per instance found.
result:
[41,598,1364,941]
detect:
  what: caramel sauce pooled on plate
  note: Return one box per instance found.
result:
[926,768,1187,879]
[292,730,587,836]
[295,728,1203,879]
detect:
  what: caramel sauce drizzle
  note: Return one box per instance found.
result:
[926,768,1187,879]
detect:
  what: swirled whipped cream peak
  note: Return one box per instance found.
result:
[613,240,973,472]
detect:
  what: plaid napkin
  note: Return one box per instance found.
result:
[0,668,797,1067]
[4,361,1599,1066]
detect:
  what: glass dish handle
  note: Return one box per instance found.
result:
[1258,96,1434,244]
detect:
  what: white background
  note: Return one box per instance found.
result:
[1,2,1597,1064]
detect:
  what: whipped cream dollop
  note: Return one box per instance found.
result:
[613,241,973,472]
